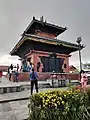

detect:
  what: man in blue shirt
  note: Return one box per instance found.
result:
[30,68,38,95]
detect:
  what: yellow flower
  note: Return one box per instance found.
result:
[59,97,62,101]
[43,99,45,103]
[64,94,66,97]
[45,103,48,106]
[43,105,45,107]
[54,103,57,107]
[62,101,65,105]
[46,99,49,102]
[57,101,60,105]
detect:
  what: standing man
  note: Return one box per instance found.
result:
[30,68,39,95]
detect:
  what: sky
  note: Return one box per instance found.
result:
[0,0,90,67]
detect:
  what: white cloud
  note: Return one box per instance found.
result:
[0,54,21,66]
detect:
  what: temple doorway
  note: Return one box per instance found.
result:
[41,56,64,72]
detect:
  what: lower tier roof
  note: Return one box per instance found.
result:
[10,34,83,57]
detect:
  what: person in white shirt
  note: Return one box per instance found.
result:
[9,64,13,81]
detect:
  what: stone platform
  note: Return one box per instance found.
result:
[0,76,51,94]
[0,84,21,94]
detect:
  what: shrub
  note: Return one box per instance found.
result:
[28,90,90,120]
[86,88,90,103]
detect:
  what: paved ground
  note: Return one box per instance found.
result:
[0,76,67,120]
[0,76,52,93]
[0,99,29,120]
[0,88,68,120]
[0,87,67,102]
[0,76,51,87]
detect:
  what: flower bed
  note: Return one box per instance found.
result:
[28,89,90,120]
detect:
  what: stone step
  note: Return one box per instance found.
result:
[21,83,51,91]
[0,85,21,94]
[0,83,51,94]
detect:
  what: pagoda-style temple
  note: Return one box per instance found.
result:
[10,16,83,81]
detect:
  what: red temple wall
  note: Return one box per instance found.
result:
[10,72,79,82]
[35,31,56,39]
[10,50,73,82]
[26,50,70,73]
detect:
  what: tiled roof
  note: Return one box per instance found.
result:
[24,18,67,36]
[10,34,82,55]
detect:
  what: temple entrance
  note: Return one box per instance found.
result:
[41,56,64,72]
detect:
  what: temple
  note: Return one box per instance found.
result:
[10,16,83,75]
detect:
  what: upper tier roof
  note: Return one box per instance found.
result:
[23,16,67,37]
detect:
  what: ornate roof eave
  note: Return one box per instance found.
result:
[24,18,67,35]
[10,34,83,55]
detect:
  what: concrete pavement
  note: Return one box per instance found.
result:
[0,87,67,103]
[0,76,67,120]
[0,76,51,93]
[0,99,29,120]
[0,87,68,120]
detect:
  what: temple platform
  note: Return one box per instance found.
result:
[0,76,51,94]
[9,72,79,81]
[0,72,80,94]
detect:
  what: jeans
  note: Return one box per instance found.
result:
[15,72,19,82]
[31,80,38,95]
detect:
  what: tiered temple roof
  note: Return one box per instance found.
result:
[10,16,83,57]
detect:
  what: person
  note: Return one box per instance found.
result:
[81,70,88,88]
[17,64,19,72]
[37,62,41,72]
[30,68,39,95]
[9,64,13,81]
[10,64,13,71]
[20,66,23,73]
[32,63,34,69]
[14,66,19,82]
[27,62,32,72]
[23,62,28,72]
[9,68,12,81]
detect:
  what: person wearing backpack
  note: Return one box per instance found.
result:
[30,68,39,95]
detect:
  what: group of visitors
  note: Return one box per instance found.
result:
[8,62,39,95]
[8,64,19,82]
[8,62,88,95]
[22,62,34,72]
